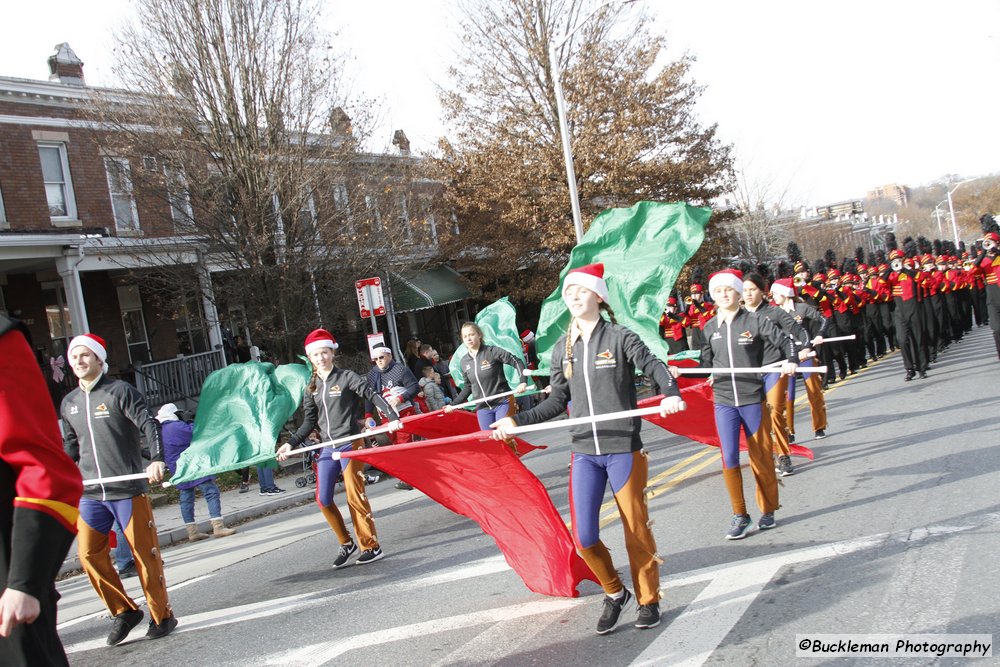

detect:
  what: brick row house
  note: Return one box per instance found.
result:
[0,44,471,408]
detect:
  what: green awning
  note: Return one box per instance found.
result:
[389,266,473,313]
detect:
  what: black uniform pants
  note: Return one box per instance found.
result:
[894,301,926,373]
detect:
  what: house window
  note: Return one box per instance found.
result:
[297,190,317,237]
[0,182,7,227]
[164,163,193,229]
[333,183,349,212]
[117,285,151,364]
[175,300,208,355]
[104,157,140,232]
[38,143,77,220]
[41,284,73,358]
[365,194,383,233]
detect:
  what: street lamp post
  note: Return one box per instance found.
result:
[933,200,948,237]
[946,178,976,246]
[549,1,634,243]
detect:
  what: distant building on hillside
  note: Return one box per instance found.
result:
[866,183,910,207]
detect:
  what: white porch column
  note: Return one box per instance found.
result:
[197,255,223,351]
[56,248,90,334]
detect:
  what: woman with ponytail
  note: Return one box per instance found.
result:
[492,264,686,635]
[277,330,402,568]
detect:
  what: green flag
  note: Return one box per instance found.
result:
[534,201,711,375]
[170,361,311,484]
[449,296,526,390]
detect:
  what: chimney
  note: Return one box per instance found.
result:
[48,43,85,85]
[392,129,410,156]
[330,107,353,137]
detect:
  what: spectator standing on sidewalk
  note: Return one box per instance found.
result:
[1,315,83,667]
[60,333,177,645]
[156,403,235,542]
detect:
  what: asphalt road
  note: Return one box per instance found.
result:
[57,326,1000,666]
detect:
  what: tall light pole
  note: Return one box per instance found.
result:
[946,178,976,246]
[549,1,635,243]
[933,199,948,236]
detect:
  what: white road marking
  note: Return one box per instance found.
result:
[57,574,215,630]
[264,598,589,666]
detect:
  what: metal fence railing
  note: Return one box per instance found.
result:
[134,348,227,407]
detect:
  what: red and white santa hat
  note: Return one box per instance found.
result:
[304,329,338,355]
[563,263,610,303]
[68,333,109,373]
[370,346,393,359]
[771,278,796,298]
[708,269,744,295]
[519,329,535,343]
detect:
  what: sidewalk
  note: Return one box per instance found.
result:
[59,473,316,576]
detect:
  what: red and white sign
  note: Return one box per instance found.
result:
[355,277,386,318]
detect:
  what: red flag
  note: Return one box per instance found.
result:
[341,433,597,597]
[398,408,538,456]
[638,384,814,460]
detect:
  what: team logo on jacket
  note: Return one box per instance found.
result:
[737,330,754,345]
[94,402,110,418]
[480,359,491,370]
[711,331,722,340]
[70,405,79,415]
[328,384,342,397]
[594,349,616,368]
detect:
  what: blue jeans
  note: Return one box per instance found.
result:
[179,479,223,523]
[113,521,133,571]
[257,466,275,489]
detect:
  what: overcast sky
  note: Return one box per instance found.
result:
[2,0,997,206]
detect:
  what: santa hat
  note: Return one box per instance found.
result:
[771,278,796,299]
[155,403,180,423]
[304,329,338,355]
[370,346,393,360]
[689,283,704,294]
[68,333,109,373]
[563,263,610,303]
[708,269,744,295]
[519,329,535,343]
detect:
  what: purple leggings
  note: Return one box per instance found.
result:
[315,443,352,507]
[569,451,636,548]
[713,403,763,468]
[476,401,510,430]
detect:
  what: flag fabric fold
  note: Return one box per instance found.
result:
[637,389,815,460]
[170,362,311,484]
[396,405,539,456]
[340,433,596,597]
[534,201,711,375]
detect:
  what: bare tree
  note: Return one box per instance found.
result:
[724,168,791,266]
[435,0,734,302]
[92,0,427,359]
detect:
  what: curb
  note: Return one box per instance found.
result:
[58,489,314,577]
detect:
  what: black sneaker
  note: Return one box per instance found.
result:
[919,371,928,379]
[777,455,795,476]
[725,514,752,540]
[117,562,137,579]
[904,370,915,382]
[107,608,144,646]
[333,541,358,568]
[758,512,777,530]
[356,546,384,564]
[267,486,286,495]
[788,432,795,444]
[596,588,633,635]
[394,481,413,490]
[814,429,827,440]
[239,482,250,494]
[365,473,384,484]
[145,614,178,640]
[258,487,271,496]
[635,602,661,629]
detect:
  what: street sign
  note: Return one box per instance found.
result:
[355,277,386,318]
